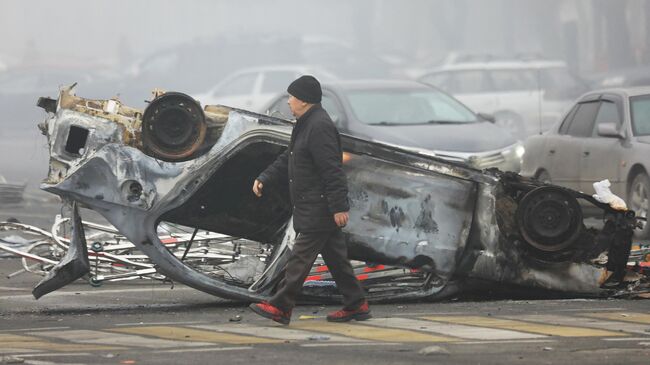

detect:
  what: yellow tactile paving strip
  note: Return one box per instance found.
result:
[29,329,213,348]
[193,324,364,343]
[111,326,280,345]
[364,317,545,340]
[421,316,625,337]
[290,321,457,342]
[501,314,650,336]
[584,312,650,324]
[4,310,643,354]
[0,333,122,352]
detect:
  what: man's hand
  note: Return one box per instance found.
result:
[334,211,349,228]
[252,179,264,197]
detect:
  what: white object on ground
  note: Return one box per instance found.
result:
[592,179,627,210]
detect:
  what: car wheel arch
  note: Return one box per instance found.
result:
[626,164,650,239]
[626,164,648,195]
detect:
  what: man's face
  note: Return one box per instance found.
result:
[287,94,307,118]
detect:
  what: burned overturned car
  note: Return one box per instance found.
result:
[29,85,645,302]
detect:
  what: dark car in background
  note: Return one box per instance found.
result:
[264,80,524,172]
[521,87,650,237]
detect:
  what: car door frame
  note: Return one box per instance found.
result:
[579,93,626,195]
[546,94,600,191]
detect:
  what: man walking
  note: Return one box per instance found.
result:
[249,75,370,325]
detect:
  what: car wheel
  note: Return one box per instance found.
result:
[494,111,526,139]
[535,170,551,184]
[142,92,207,162]
[628,172,650,238]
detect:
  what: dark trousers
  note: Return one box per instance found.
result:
[270,229,366,312]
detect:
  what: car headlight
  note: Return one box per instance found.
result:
[501,142,524,157]
[515,143,525,159]
[496,142,524,172]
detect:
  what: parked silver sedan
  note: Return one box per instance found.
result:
[521,87,650,237]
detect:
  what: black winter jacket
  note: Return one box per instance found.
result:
[257,104,349,232]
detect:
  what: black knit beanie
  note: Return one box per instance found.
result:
[287,75,322,103]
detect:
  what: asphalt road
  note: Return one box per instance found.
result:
[1,194,650,364]
[1,257,649,365]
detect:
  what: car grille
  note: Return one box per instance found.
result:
[473,151,507,168]
[435,150,507,169]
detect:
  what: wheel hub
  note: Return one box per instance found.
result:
[516,186,583,253]
[142,92,207,161]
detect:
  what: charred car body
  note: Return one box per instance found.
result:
[32,85,642,302]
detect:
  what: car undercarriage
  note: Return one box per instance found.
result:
[18,85,647,302]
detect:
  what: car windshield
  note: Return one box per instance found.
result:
[631,94,650,136]
[344,89,478,125]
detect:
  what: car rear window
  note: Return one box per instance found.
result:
[450,71,486,93]
[631,95,650,136]
[489,69,537,92]
[540,67,585,95]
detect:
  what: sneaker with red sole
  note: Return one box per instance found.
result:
[249,301,291,325]
[326,300,371,322]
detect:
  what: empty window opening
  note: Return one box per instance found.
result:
[65,126,89,155]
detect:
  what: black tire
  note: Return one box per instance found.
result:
[516,186,583,256]
[628,172,650,239]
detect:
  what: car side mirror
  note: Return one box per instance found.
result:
[597,123,624,139]
[478,112,496,123]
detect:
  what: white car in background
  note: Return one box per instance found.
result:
[418,60,588,139]
[193,65,337,112]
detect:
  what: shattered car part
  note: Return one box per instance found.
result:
[0,215,269,286]
[30,85,645,302]
[32,202,90,299]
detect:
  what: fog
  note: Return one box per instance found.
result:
[1,0,649,192]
